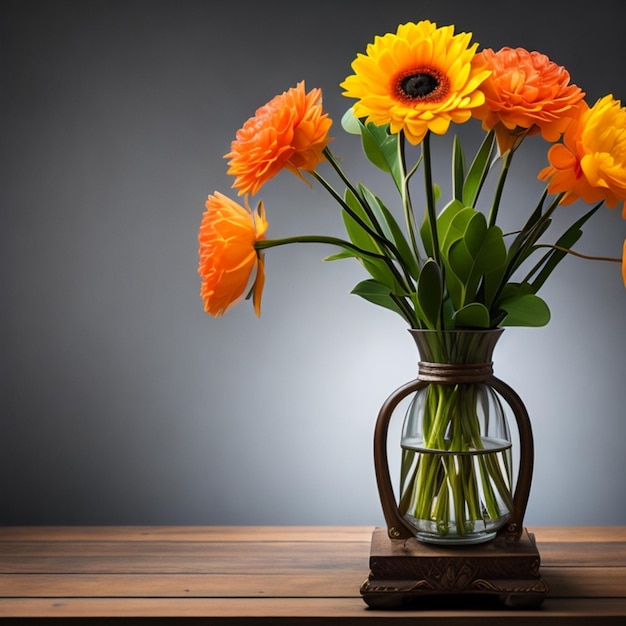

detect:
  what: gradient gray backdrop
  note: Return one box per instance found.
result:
[2,0,625,526]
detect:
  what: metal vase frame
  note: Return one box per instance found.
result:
[373,328,533,544]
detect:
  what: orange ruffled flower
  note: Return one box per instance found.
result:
[472,47,584,154]
[340,20,490,146]
[538,95,626,214]
[225,81,333,196]
[198,192,268,317]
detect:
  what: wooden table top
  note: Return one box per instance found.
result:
[0,525,625,624]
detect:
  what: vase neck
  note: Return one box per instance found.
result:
[408,328,504,365]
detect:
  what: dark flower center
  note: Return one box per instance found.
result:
[401,73,439,98]
[394,66,450,104]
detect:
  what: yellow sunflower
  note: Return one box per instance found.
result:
[340,20,490,145]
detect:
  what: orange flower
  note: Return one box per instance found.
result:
[472,47,584,153]
[225,81,333,196]
[538,95,626,213]
[198,192,268,317]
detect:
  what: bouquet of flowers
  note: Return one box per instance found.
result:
[198,20,625,538]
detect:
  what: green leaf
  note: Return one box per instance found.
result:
[357,184,395,243]
[351,279,407,316]
[452,135,465,203]
[498,290,551,327]
[514,189,549,246]
[420,198,465,258]
[361,123,402,190]
[357,184,419,279]
[342,189,378,251]
[462,130,495,207]
[341,109,402,190]
[421,202,508,312]
[361,123,397,168]
[441,206,476,256]
[503,189,551,277]
[342,189,402,291]
[436,208,504,309]
[453,303,491,328]
[381,205,420,280]
[415,259,443,329]
[323,250,356,262]
[483,255,510,310]
[500,217,552,292]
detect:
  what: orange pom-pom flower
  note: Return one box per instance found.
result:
[225,81,332,196]
[472,47,584,153]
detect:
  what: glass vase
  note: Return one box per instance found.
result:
[373,328,534,546]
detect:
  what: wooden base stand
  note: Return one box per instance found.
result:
[360,526,549,609]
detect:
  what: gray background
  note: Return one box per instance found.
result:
[1,0,625,526]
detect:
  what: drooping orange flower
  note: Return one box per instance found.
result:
[198,192,268,317]
[224,81,333,196]
[538,95,626,213]
[472,47,585,154]
[340,20,490,145]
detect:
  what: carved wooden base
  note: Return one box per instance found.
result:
[360,526,548,609]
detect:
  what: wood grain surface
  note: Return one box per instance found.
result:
[0,526,624,624]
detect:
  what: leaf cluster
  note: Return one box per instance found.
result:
[329,110,594,330]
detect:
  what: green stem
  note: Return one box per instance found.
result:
[401,381,514,537]
[424,384,457,449]
[398,133,422,266]
[390,294,420,327]
[399,448,417,514]
[311,169,386,247]
[464,455,481,521]
[533,244,621,264]
[487,147,515,228]
[416,453,442,521]
[321,148,398,256]
[255,235,386,259]
[486,191,567,318]
[256,236,418,327]
[310,170,414,293]
[322,147,363,206]
[422,132,441,267]
[422,132,445,331]
[450,457,466,534]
